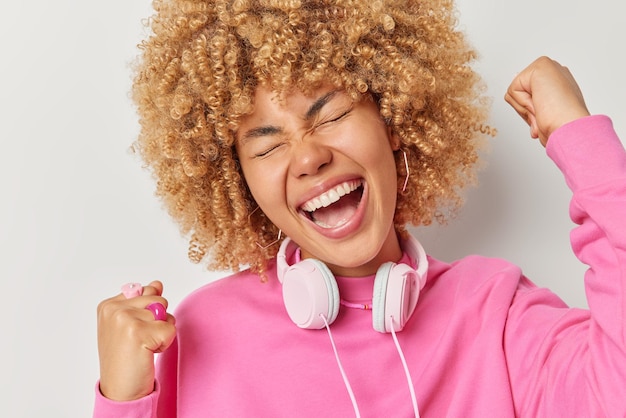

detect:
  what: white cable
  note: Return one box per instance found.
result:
[389,316,420,418]
[321,314,361,418]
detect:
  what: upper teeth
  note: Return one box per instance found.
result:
[301,180,362,212]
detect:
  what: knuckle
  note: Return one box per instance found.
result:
[99,303,137,329]
[97,298,117,319]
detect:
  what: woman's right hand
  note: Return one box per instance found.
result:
[97,280,176,401]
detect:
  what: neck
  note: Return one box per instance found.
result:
[301,229,403,277]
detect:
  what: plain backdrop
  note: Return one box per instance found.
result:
[0,0,624,416]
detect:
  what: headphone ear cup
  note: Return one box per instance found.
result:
[281,259,340,329]
[372,262,421,333]
[372,262,394,333]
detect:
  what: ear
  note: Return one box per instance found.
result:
[387,125,401,151]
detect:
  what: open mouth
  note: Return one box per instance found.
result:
[300,179,364,229]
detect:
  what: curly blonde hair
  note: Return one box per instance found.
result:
[132,0,492,276]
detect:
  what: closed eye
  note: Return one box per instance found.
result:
[254,142,285,158]
[315,106,353,129]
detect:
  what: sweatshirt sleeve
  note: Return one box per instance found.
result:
[92,381,160,418]
[505,115,626,417]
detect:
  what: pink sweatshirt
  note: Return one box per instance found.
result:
[94,115,626,417]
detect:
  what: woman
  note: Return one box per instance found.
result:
[95,0,626,416]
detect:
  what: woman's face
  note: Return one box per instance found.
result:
[235,86,402,276]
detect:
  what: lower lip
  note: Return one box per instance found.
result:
[302,183,369,240]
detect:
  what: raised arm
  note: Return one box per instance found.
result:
[504,57,626,416]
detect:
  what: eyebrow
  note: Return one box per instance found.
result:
[239,89,341,144]
[304,89,340,121]
[240,125,282,142]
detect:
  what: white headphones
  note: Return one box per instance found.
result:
[276,235,428,333]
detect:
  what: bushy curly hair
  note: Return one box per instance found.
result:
[131,0,492,277]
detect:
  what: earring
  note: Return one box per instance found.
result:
[401,149,410,193]
[248,206,283,249]
[256,230,282,249]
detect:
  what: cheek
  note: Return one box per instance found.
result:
[237,150,267,199]
[382,161,400,203]
[245,171,268,203]
[364,139,398,183]
[238,159,262,204]
[373,145,400,202]
[242,164,286,214]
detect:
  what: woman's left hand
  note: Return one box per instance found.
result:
[505,56,590,146]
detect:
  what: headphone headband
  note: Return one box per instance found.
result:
[277,235,428,283]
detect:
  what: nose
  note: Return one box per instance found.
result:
[289,140,333,178]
